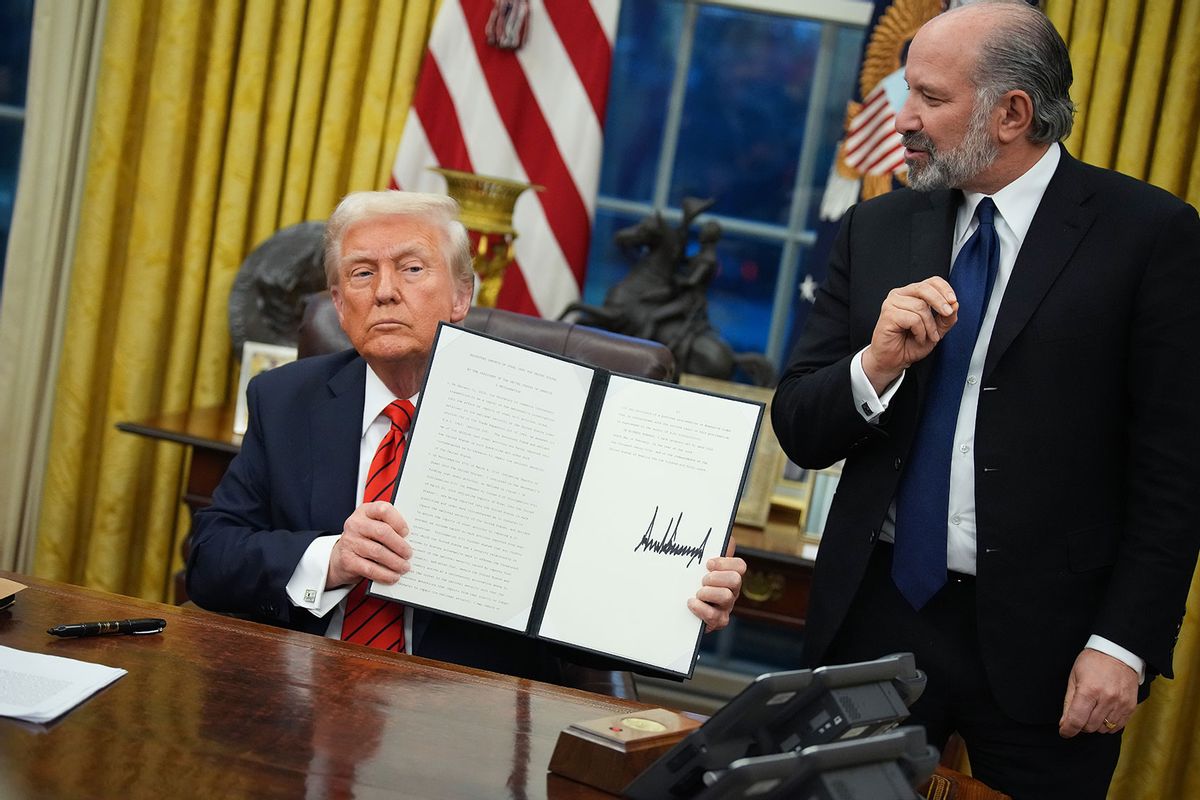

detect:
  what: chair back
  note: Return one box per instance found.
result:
[297,291,676,383]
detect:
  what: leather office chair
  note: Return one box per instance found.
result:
[297,291,676,381]
[298,291,676,700]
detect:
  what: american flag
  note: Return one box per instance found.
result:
[841,81,906,176]
[391,0,620,318]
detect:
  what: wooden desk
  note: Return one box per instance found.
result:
[731,509,817,630]
[0,572,642,800]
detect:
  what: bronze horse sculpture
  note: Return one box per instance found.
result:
[560,199,775,386]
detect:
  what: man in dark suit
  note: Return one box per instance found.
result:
[772,2,1200,798]
[187,190,746,683]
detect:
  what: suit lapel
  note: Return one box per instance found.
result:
[909,190,958,284]
[908,190,959,403]
[983,152,1096,380]
[309,355,366,530]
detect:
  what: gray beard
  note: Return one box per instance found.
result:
[903,104,999,192]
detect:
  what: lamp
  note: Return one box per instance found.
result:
[430,167,541,308]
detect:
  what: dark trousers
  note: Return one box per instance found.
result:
[822,543,1122,800]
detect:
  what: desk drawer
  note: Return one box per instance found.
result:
[733,553,812,630]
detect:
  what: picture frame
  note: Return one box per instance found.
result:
[233,341,298,436]
[803,464,843,540]
[770,460,843,542]
[678,374,787,528]
[772,461,815,513]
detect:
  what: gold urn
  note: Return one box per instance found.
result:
[430,167,542,308]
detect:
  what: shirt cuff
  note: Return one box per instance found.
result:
[285,535,351,617]
[1086,635,1146,684]
[850,348,904,422]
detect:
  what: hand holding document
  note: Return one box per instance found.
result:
[372,324,762,676]
[0,645,126,723]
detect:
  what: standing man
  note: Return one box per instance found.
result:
[772,2,1200,797]
[188,190,745,683]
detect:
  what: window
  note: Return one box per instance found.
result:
[0,0,35,287]
[586,0,869,369]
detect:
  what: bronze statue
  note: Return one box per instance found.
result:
[560,199,775,386]
[228,221,327,355]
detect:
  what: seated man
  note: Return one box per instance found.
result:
[187,190,746,683]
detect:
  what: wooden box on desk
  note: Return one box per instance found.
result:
[549,707,700,795]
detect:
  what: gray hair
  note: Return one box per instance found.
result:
[323,190,474,293]
[968,0,1076,144]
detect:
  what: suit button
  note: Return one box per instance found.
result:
[893,457,902,470]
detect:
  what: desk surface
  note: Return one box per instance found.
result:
[116,404,242,454]
[0,572,641,799]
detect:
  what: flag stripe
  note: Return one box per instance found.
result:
[846,89,887,136]
[431,0,580,314]
[431,1,518,174]
[392,116,447,195]
[844,109,892,151]
[847,119,898,164]
[589,0,620,45]
[542,0,611,123]
[462,1,590,282]
[413,57,475,173]
[428,8,569,314]
[392,0,615,318]
[863,142,905,174]
[845,127,889,163]
[518,0,604,218]
[494,256,540,315]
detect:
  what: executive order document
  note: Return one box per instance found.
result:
[372,324,761,674]
[538,375,761,672]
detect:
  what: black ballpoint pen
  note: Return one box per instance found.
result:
[47,618,167,637]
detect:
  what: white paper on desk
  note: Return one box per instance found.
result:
[0,645,126,723]
[376,324,594,631]
[537,376,761,673]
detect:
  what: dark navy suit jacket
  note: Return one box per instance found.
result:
[186,349,567,682]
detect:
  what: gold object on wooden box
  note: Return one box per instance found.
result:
[549,708,700,795]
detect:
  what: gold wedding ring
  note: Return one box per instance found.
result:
[1103,717,1117,730]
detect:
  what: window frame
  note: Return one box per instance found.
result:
[592,0,872,364]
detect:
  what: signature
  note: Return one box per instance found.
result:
[633,506,711,568]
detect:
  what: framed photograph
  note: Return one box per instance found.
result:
[679,374,787,528]
[770,459,843,542]
[772,461,815,514]
[803,466,843,540]
[233,341,298,436]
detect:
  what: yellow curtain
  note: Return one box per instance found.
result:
[1047,0,1200,206]
[1044,1,1200,797]
[33,0,437,601]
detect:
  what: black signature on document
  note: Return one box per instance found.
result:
[633,506,711,568]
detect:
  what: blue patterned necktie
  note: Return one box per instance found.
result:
[893,197,999,610]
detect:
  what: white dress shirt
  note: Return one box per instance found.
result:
[284,364,416,652]
[849,143,1144,680]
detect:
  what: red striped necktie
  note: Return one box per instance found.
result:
[341,398,415,651]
